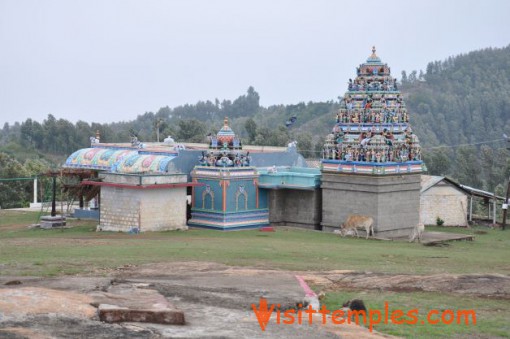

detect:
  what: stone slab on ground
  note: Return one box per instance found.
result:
[115,262,309,311]
[90,284,185,325]
[0,287,96,320]
[391,231,475,244]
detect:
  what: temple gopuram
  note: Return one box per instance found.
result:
[321,47,425,236]
[188,118,270,230]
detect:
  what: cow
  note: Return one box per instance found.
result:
[340,215,374,239]
[409,222,425,243]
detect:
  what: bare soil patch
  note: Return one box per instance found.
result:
[302,271,510,299]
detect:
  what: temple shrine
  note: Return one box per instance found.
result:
[320,47,425,236]
[63,118,318,232]
[62,47,424,236]
[187,118,270,230]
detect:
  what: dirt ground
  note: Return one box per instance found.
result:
[1,261,509,338]
[301,271,510,300]
[0,262,394,339]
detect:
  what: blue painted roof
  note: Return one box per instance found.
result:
[258,167,321,190]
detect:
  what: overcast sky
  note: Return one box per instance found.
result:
[1,0,509,125]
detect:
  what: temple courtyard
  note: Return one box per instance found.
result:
[0,210,509,338]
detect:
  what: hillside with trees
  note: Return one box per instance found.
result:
[1,45,510,207]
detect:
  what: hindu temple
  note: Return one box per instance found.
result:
[187,118,270,230]
[63,118,319,232]
[320,47,426,236]
[62,47,424,236]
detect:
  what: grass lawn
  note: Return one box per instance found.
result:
[322,290,509,338]
[1,211,509,277]
[1,210,509,338]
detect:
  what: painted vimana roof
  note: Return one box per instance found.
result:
[64,147,138,171]
[216,117,237,145]
[199,117,251,168]
[111,153,177,174]
[64,146,178,174]
[321,47,425,174]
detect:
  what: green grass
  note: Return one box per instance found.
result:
[1,211,510,277]
[0,210,42,227]
[322,290,509,338]
[1,210,509,337]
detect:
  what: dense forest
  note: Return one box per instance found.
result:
[1,45,510,207]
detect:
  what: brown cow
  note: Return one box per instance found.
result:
[340,215,374,239]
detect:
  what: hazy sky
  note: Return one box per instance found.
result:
[1,0,509,125]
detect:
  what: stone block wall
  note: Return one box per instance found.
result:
[100,186,187,232]
[321,173,421,237]
[100,187,141,232]
[421,186,468,226]
[268,189,322,230]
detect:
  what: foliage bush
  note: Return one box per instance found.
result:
[436,217,445,226]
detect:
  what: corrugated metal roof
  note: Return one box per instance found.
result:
[460,184,505,201]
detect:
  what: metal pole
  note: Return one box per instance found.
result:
[469,196,473,222]
[493,196,496,225]
[502,181,510,231]
[33,177,38,205]
[51,175,57,217]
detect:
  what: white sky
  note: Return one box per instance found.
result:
[1,0,509,124]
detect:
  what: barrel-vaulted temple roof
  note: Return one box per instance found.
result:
[65,147,138,171]
[64,146,177,174]
[112,153,177,174]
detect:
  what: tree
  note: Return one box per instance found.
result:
[296,133,313,158]
[0,152,31,208]
[176,119,206,143]
[253,127,273,146]
[408,70,418,83]
[401,71,408,85]
[268,126,290,147]
[423,148,451,176]
[455,146,482,188]
[244,118,257,143]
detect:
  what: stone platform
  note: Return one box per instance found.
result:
[91,284,185,325]
[393,231,475,245]
[40,215,66,228]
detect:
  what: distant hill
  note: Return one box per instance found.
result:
[1,45,509,196]
[404,45,510,147]
[402,45,510,191]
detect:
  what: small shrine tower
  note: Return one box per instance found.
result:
[188,118,269,230]
[321,47,426,236]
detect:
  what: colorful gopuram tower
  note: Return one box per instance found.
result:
[188,118,269,230]
[321,47,426,236]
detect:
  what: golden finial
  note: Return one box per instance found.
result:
[224,117,229,127]
[370,46,377,59]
